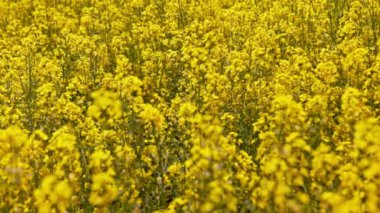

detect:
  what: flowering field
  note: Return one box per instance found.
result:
[1,0,380,212]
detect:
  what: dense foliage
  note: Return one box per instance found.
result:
[1,0,380,212]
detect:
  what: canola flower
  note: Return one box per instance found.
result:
[0,0,380,212]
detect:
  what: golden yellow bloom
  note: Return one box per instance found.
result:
[139,104,164,128]
[34,175,73,213]
[89,173,119,206]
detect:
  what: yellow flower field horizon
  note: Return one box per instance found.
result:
[0,0,380,212]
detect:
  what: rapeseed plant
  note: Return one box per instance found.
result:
[0,0,379,212]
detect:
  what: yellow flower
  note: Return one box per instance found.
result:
[34,175,73,213]
[89,173,119,206]
[139,104,164,128]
